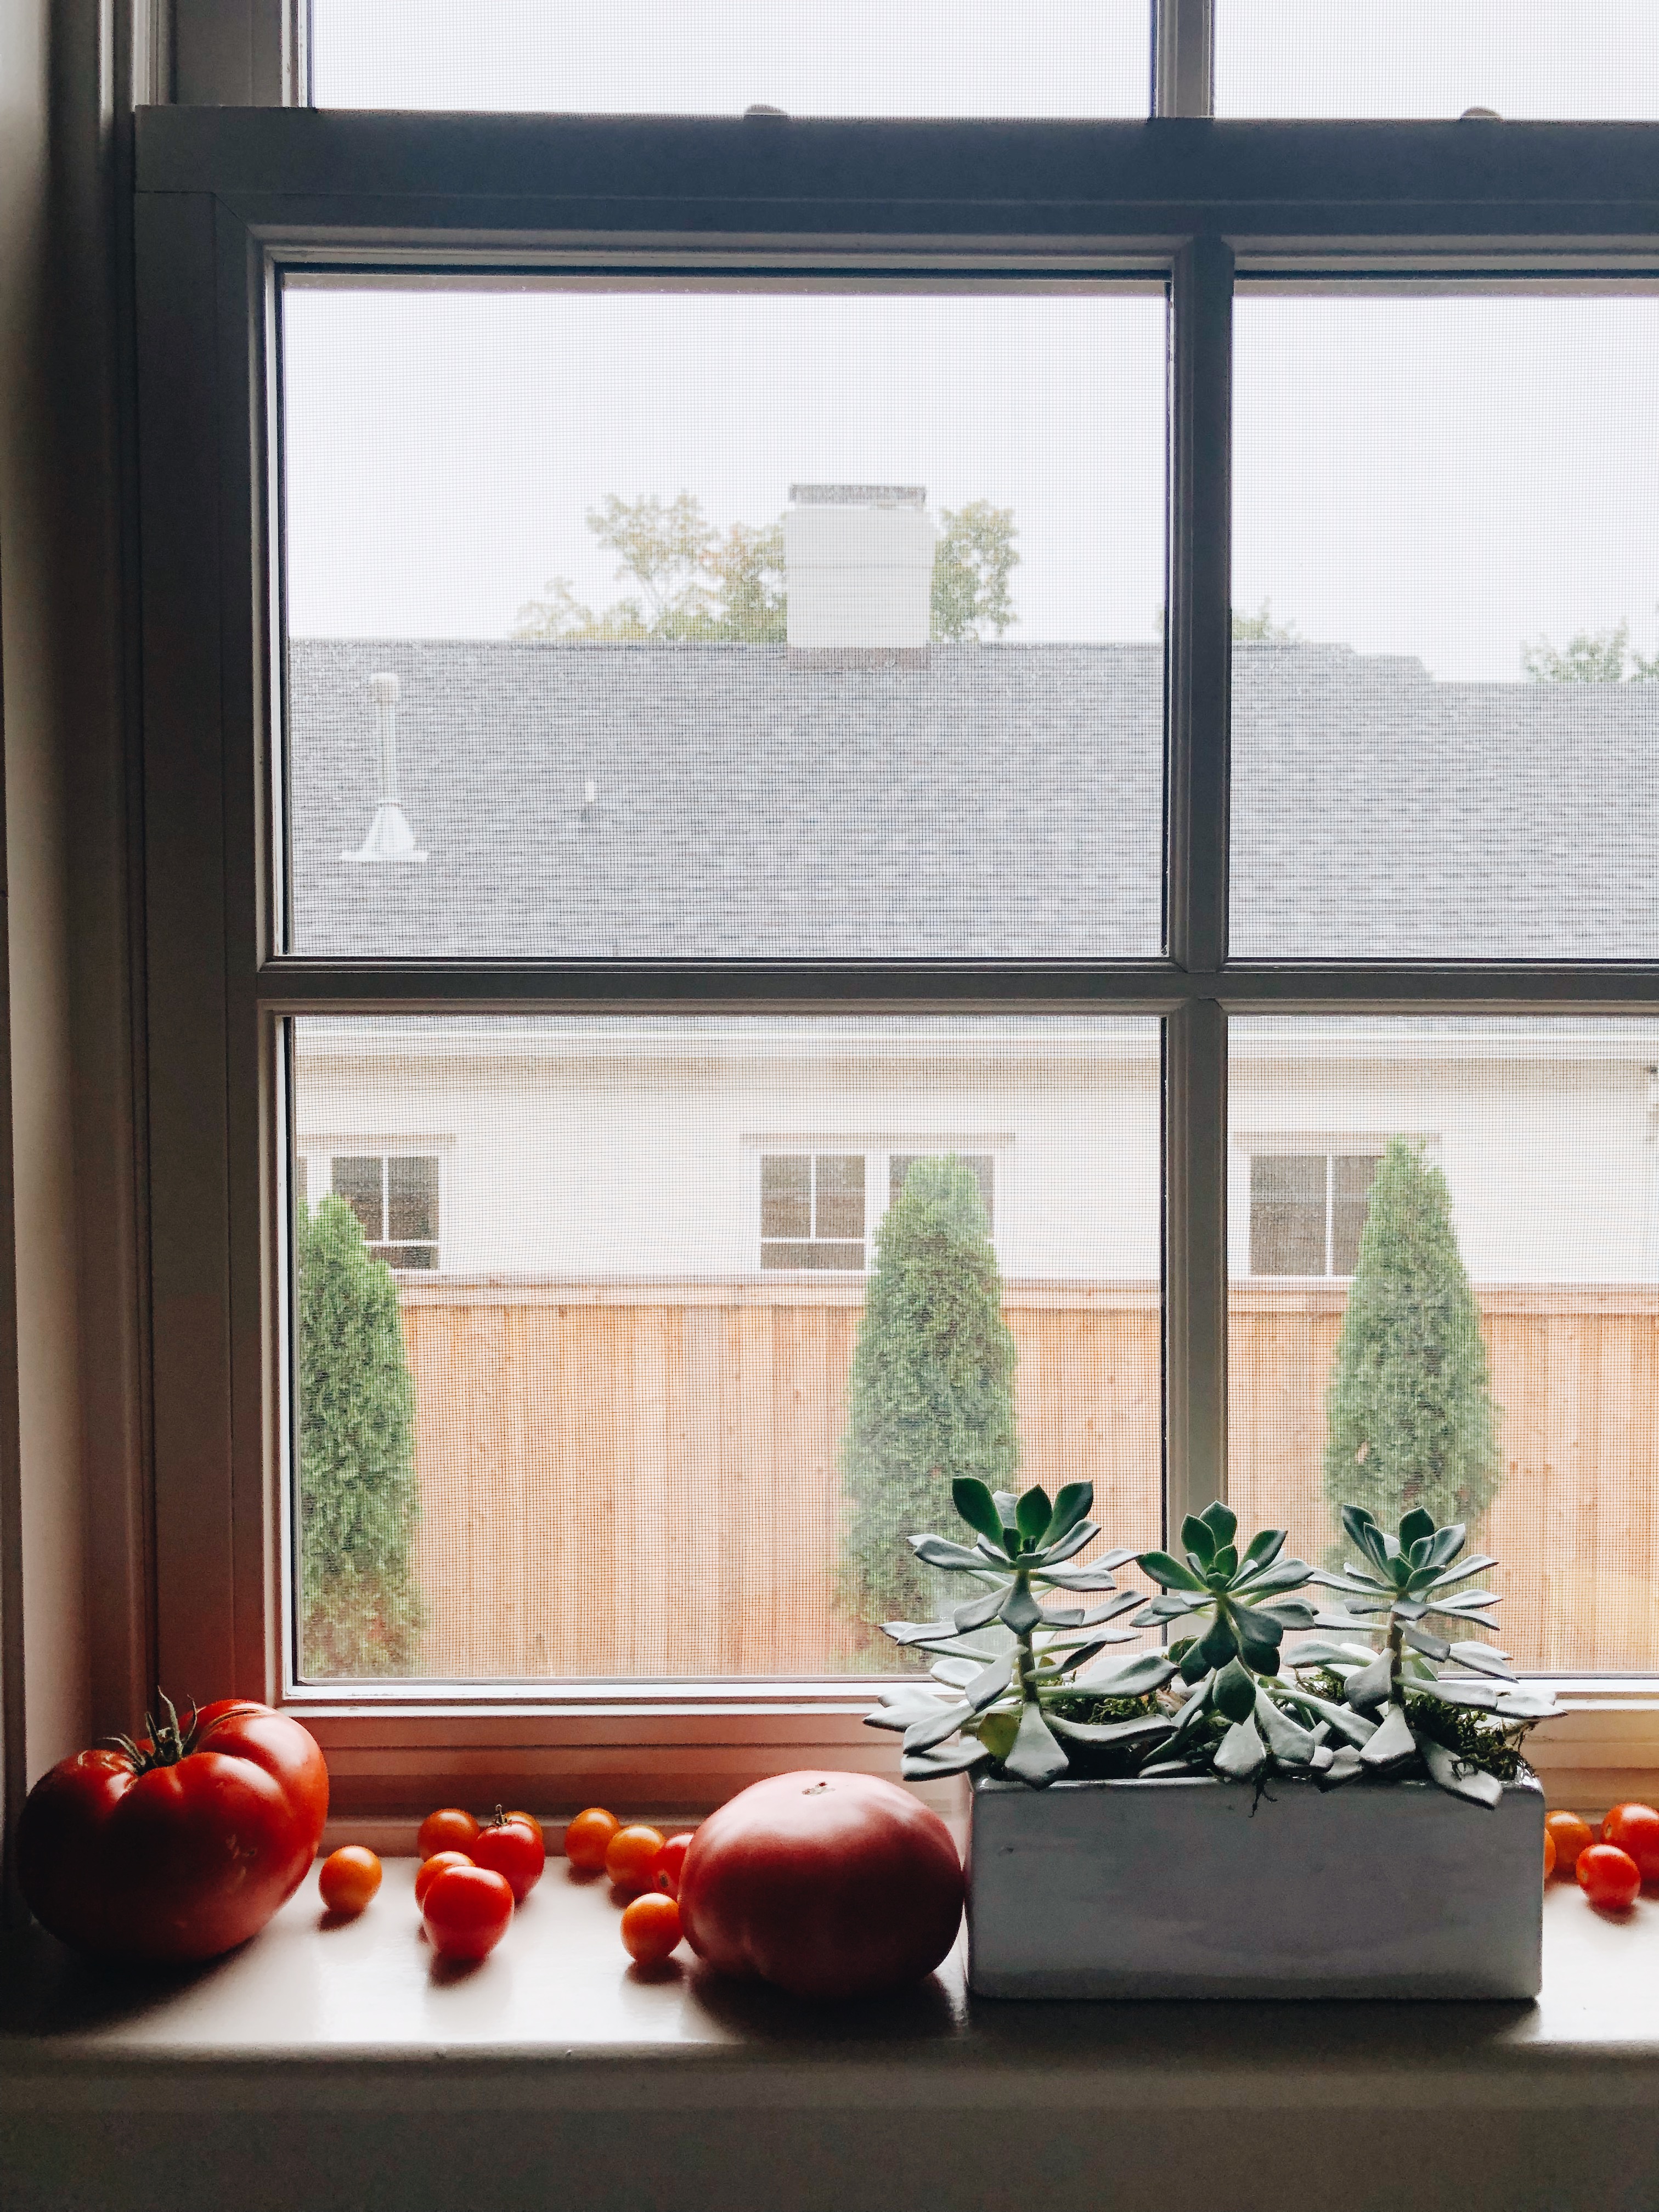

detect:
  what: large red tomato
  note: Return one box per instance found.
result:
[678,1770,963,2000]
[17,1695,329,1962]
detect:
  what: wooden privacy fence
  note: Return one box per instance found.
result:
[397,1279,1659,1680]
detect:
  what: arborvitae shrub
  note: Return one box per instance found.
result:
[1323,1138,1501,1544]
[297,1194,424,1674]
[838,1156,1020,1627]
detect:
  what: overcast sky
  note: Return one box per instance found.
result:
[286,5,1659,681]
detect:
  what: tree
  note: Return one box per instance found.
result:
[838,1156,1020,1627]
[297,1195,424,1675]
[1323,1139,1501,1546]
[1523,616,1659,683]
[1232,598,1299,645]
[930,499,1019,641]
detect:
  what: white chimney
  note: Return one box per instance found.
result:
[784,485,935,667]
[342,672,428,865]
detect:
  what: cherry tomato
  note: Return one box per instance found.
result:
[1544,1828,1556,1879]
[506,1810,545,1847]
[679,1771,963,2001]
[421,1864,514,1961]
[1577,1843,1641,1912]
[564,1807,619,1873]
[606,1824,667,1892]
[1544,1810,1595,1876]
[415,1849,474,1909]
[1601,1802,1659,1886]
[417,1807,480,1859]
[653,1831,693,1899]
[620,1891,682,1965]
[471,1806,545,1903]
[318,1846,381,1916]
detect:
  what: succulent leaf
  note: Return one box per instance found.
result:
[952,1477,1009,1549]
[1036,1520,1102,1567]
[1358,1701,1417,1768]
[1015,1486,1054,1544]
[1042,1482,1095,1551]
[953,1584,1009,1634]
[1201,1502,1239,1548]
[1418,1735,1503,1807]
[1000,1581,1044,1634]
[909,1534,989,1571]
[1213,1713,1266,1781]
[902,1700,976,1753]
[1137,1549,1206,1593]
[1001,1699,1070,1787]
[1077,1650,1178,1696]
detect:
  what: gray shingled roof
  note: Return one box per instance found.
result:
[287,639,1659,960]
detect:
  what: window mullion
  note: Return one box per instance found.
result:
[1153,0,1216,119]
[1165,998,1228,1531]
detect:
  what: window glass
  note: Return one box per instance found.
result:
[1229,1017,1659,1674]
[309,0,1153,118]
[279,280,1167,961]
[1231,294,1659,959]
[1249,1153,1325,1276]
[1216,1,1659,119]
[289,1014,1161,1681]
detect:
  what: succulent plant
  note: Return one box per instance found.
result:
[1293,1503,1563,1806]
[861,1476,1174,1787]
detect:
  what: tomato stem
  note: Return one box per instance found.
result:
[100,1689,202,1776]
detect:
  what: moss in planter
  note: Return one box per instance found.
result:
[1300,1667,1533,1785]
[1037,1690,1171,1781]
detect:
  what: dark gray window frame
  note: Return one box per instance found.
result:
[133,105,1659,1791]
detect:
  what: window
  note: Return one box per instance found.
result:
[1248,1150,1379,1277]
[329,1154,441,1271]
[131,28,1659,1812]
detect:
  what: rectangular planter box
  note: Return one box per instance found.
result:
[967,1771,1544,2000]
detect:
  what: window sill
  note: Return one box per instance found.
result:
[4,1870,1659,2210]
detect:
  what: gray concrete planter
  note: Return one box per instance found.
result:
[967,1770,1544,1999]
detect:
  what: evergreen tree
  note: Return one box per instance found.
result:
[838,1156,1020,1625]
[297,1194,424,1675]
[1323,1138,1501,1543]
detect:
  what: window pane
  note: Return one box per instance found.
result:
[280,281,1167,960]
[311,0,1152,117]
[1229,1017,1659,1674]
[760,1155,812,1240]
[387,1155,440,1242]
[331,1154,383,1240]
[1217,1,1659,118]
[1331,1153,1379,1277]
[1249,1153,1325,1276]
[1232,294,1659,958]
[814,1154,866,1242]
[890,1150,996,1229]
[290,1014,1161,1680]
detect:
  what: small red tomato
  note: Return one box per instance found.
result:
[318,1846,381,1916]
[606,1824,667,1893]
[471,1805,546,1903]
[421,1864,514,1961]
[1545,1810,1595,1876]
[564,1807,619,1873]
[653,1832,693,1899]
[415,1849,474,1910]
[506,1810,545,1847]
[1578,1844,1642,1913]
[1544,1828,1556,1879]
[620,1891,682,1966]
[417,1807,480,1859]
[1601,1803,1659,1887]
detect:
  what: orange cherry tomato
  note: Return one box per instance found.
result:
[471,1807,546,1903]
[1601,1802,1659,1887]
[1545,1810,1595,1877]
[1544,1828,1556,1879]
[1577,1843,1641,1912]
[564,1807,620,1874]
[606,1824,667,1893]
[417,1807,480,1859]
[506,1810,545,1847]
[620,1891,682,1965]
[318,1846,382,1916]
[421,1864,514,1961]
[415,1849,475,1909]
[653,1831,693,1899]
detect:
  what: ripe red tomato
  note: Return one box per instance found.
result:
[417,1806,480,1859]
[16,1696,329,1962]
[606,1824,666,1893]
[1577,1843,1642,1912]
[506,1810,545,1847]
[1544,1828,1556,1879]
[1545,1809,1595,1876]
[620,1891,682,1965]
[653,1831,693,1899]
[319,1846,381,1916]
[471,1807,545,1903]
[563,1807,619,1873]
[421,1864,514,1960]
[415,1849,474,1909]
[1601,1802,1659,1886]
[678,1770,963,2001]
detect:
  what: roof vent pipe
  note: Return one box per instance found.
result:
[342,672,428,864]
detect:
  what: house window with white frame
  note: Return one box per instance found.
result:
[328,1153,441,1271]
[758,1147,998,1271]
[1248,1149,1379,1278]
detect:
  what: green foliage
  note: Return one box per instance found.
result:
[514,490,1018,646]
[1323,1138,1500,1543]
[1232,597,1299,645]
[1523,615,1659,682]
[838,1159,1020,1626]
[297,1195,424,1676]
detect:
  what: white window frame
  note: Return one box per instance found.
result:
[748,1138,1010,1276]
[1236,1133,1437,1280]
[121,5,1659,1814]
[302,1141,447,1272]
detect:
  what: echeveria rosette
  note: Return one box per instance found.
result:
[1131,1503,1338,1785]
[1291,1504,1564,1807]
[861,1476,1171,1788]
